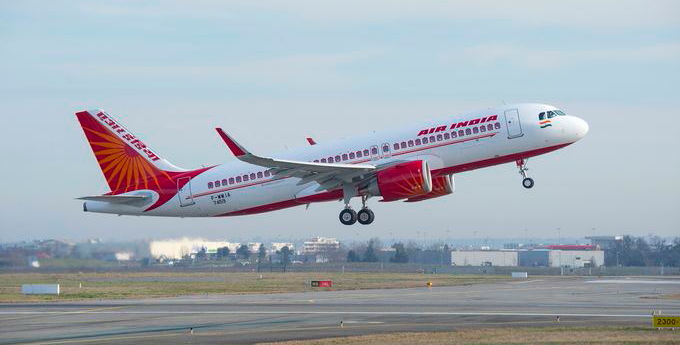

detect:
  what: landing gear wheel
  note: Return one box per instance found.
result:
[339,208,357,225]
[357,208,375,225]
[522,177,534,189]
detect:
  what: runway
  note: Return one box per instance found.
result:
[1,276,679,344]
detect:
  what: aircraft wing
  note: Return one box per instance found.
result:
[215,128,377,191]
[77,195,150,204]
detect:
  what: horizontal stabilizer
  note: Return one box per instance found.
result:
[77,195,150,204]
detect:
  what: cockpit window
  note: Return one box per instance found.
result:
[554,110,566,115]
[539,112,545,120]
[547,111,557,118]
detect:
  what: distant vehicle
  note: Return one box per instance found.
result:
[76,104,587,225]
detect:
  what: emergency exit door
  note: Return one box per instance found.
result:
[504,109,523,139]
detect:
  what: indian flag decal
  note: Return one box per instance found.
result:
[539,120,552,129]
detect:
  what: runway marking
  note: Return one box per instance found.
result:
[586,280,680,285]
[0,306,124,322]
[0,310,652,318]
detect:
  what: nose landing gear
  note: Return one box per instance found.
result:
[516,159,534,189]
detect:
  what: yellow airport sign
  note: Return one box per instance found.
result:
[653,315,680,328]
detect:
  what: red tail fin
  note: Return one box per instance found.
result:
[76,109,186,194]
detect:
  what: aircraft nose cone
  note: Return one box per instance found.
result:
[573,117,589,140]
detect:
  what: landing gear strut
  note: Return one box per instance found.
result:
[357,196,375,225]
[516,159,534,189]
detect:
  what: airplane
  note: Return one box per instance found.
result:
[76,103,588,225]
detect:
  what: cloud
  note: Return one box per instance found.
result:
[44,51,375,89]
[71,0,680,29]
[447,43,680,69]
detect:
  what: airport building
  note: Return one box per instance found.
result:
[302,237,340,254]
[149,238,240,260]
[451,250,518,266]
[452,248,605,268]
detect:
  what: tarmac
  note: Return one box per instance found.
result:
[1,276,679,344]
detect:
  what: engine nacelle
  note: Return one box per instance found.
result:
[404,175,454,202]
[366,160,432,202]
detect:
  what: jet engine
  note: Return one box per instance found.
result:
[365,160,432,202]
[404,174,454,202]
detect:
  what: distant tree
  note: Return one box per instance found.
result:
[346,250,361,262]
[363,239,379,262]
[257,244,267,272]
[216,246,230,259]
[236,245,250,260]
[196,246,207,260]
[390,243,409,263]
[278,246,292,272]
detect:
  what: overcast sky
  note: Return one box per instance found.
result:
[0,0,678,243]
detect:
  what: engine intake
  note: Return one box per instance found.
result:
[367,160,432,202]
[404,175,454,202]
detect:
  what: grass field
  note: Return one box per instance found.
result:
[260,326,680,344]
[0,271,509,302]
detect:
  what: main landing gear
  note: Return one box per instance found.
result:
[339,196,375,225]
[516,158,534,189]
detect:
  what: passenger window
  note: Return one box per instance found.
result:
[487,124,493,131]
[394,143,400,150]
[363,149,369,156]
[473,127,479,134]
[321,158,327,163]
[342,154,348,160]
[382,145,389,152]
[423,137,429,144]
[250,173,256,180]
[415,138,422,145]
[444,133,450,140]
[349,152,355,159]
[264,171,271,177]
[313,160,319,163]
[465,128,471,135]
[371,147,378,155]
[208,182,214,189]
[356,151,363,158]
[243,174,249,182]
[458,129,464,136]
[236,176,242,183]
[222,179,228,185]
[451,131,457,138]
[408,140,414,147]
[539,112,545,120]
[429,135,435,143]
[494,122,500,129]
[436,134,443,141]
[335,155,341,161]
[215,180,221,187]
[401,142,406,149]
[480,125,486,132]
[229,177,235,184]
[328,157,334,163]
[257,172,263,179]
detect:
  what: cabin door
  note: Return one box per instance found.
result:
[504,109,524,139]
[177,177,195,207]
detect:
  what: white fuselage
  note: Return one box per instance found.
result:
[83,103,588,217]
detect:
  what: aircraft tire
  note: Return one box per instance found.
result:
[357,208,375,225]
[339,208,357,225]
[522,177,534,189]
